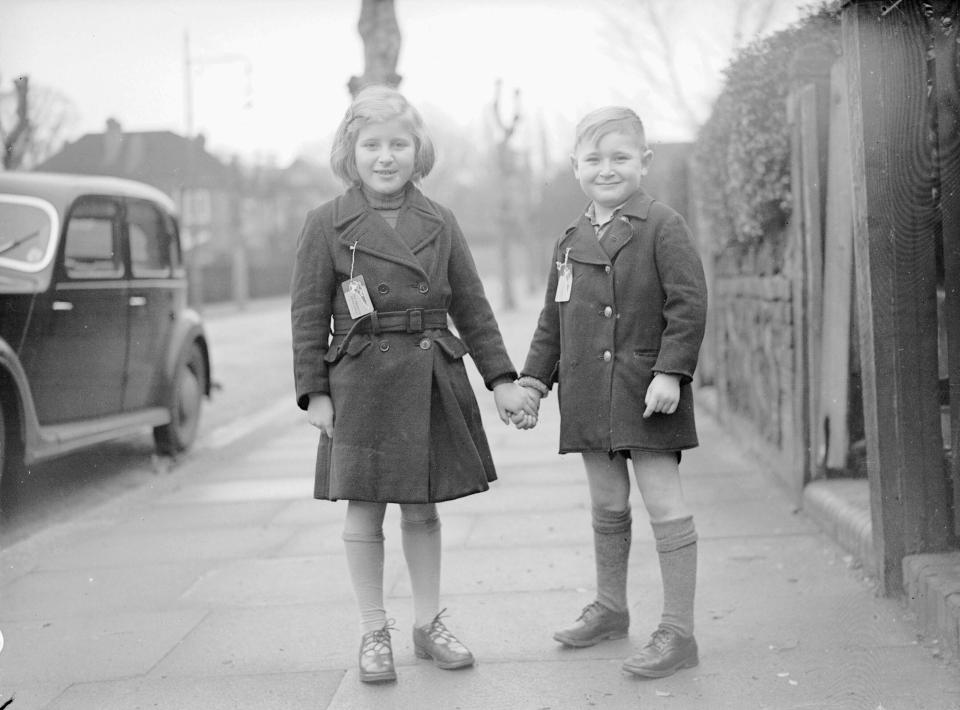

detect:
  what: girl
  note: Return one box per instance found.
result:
[291,85,535,683]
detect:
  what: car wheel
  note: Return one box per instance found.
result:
[154,342,206,456]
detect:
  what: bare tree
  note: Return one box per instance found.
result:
[491,79,524,311]
[0,76,78,170]
[348,0,402,97]
[603,0,787,135]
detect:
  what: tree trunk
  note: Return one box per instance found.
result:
[348,0,402,97]
[3,76,31,170]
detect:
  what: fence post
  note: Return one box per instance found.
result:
[843,0,952,595]
[786,44,832,501]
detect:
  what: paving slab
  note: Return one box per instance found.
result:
[0,609,207,686]
[41,670,342,710]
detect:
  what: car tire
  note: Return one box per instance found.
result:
[154,342,206,456]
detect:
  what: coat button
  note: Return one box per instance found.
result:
[604,265,612,274]
[377,283,390,294]
[602,350,612,362]
[418,282,430,294]
[379,340,390,352]
[603,306,613,318]
[419,338,432,350]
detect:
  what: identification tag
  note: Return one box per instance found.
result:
[555,248,573,303]
[342,275,374,318]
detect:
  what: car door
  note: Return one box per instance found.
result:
[122,198,180,411]
[21,195,128,424]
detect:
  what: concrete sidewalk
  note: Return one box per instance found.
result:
[2,297,959,709]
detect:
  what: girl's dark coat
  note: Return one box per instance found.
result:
[291,185,515,503]
[522,189,707,454]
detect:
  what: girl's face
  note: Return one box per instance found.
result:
[354,118,416,195]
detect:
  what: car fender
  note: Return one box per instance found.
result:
[0,337,44,462]
[164,307,213,399]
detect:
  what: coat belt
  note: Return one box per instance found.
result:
[332,308,449,336]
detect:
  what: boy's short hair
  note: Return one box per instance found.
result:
[574,106,647,152]
[330,85,436,186]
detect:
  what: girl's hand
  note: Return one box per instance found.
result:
[510,409,538,430]
[307,393,335,437]
[643,373,680,418]
[494,381,537,424]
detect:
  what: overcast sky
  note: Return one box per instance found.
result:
[0,0,814,167]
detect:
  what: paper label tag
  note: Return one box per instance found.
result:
[555,263,572,302]
[342,275,374,318]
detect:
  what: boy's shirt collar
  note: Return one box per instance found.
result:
[568,188,655,234]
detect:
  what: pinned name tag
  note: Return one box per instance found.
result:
[342,275,374,318]
[555,247,572,302]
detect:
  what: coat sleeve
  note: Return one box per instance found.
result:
[520,245,562,389]
[291,209,336,409]
[445,213,517,389]
[652,213,707,384]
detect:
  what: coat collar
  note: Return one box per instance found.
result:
[560,189,655,264]
[332,184,444,277]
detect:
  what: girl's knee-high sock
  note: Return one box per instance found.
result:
[651,515,698,637]
[342,528,387,634]
[593,505,633,613]
[401,515,442,628]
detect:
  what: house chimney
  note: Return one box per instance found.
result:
[103,117,123,166]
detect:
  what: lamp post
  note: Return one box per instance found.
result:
[182,31,253,309]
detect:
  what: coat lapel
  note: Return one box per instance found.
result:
[333,186,429,277]
[561,213,609,266]
[396,186,444,274]
[561,190,656,264]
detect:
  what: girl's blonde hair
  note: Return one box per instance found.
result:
[330,85,436,186]
[574,106,647,152]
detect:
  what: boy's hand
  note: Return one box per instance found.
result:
[306,393,335,437]
[643,373,680,418]
[494,381,538,424]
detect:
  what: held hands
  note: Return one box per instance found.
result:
[643,372,681,418]
[306,393,335,437]
[493,381,540,428]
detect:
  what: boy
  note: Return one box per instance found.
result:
[517,106,707,679]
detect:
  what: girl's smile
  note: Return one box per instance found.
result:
[355,119,416,195]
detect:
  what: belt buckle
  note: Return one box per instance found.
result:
[407,308,424,332]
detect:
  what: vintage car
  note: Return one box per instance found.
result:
[0,171,212,494]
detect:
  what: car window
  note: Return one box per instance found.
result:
[0,196,57,272]
[63,197,123,279]
[127,200,172,278]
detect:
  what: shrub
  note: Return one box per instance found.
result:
[693,4,841,258]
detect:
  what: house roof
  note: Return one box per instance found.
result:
[35,124,233,188]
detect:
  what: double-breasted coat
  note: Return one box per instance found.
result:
[291,185,516,503]
[522,189,707,454]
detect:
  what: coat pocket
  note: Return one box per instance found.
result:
[323,336,371,364]
[434,333,469,360]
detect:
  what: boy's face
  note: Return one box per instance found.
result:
[571,131,652,209]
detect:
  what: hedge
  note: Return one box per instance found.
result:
[693,4,841,257]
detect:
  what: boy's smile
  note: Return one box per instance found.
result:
[571,131,653,211]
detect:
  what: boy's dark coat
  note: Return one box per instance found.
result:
[291,185,515,503]
[522,189,707,454]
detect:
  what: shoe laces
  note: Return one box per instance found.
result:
[361,620,396,655]
[647,626,674,651]
[422,608,456,643]
[577,600,607,622]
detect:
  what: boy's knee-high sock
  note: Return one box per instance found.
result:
[651,515,698,637]
[342,529,387,634]
[401,515,442,628]
[593,506,633,614]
